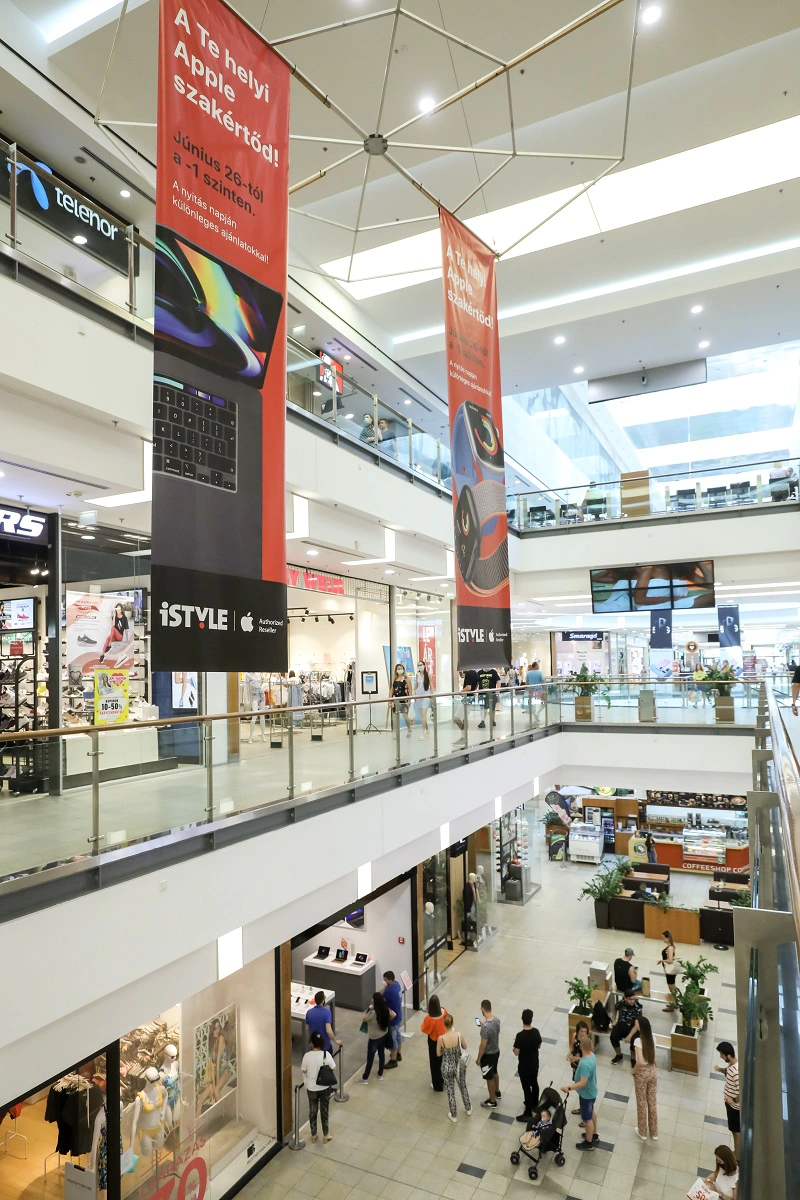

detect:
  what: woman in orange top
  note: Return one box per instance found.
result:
[420,994,448,1092]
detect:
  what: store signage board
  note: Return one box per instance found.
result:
[0,505,48,545]
[561,630,604,641]
[0,597,35,630]
[287,566,345,594]
[151,0,289,672]
[440,208,511,669]
[318,351,343,395]
[0,140,134,276]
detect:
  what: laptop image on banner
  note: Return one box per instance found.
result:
[152,227,283,578]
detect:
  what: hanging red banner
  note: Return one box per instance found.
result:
[439,208,511,670]
[151,0,289,670]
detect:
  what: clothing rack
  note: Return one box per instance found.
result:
[44,1077,91,1178]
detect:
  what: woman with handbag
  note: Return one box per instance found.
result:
[436,1014,472,1122]
[360,992,395,1084]
[301,1032,337,1143]
[391,664,413,737]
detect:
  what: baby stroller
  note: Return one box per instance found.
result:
[509,1085,567,1181]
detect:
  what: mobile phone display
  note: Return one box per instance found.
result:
[475,1017,482,1026]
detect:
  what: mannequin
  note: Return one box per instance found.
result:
[130,1068,167,1156]
[160,1045,181,1129]
[245,672,267,743]
[475,864,488,901]
[91,1102,122,1198]
[423,900,435,946]
[462,873,478,947]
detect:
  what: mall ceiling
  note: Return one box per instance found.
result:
[3,0,799,403]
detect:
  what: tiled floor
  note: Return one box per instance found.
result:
[242,827,739,1200]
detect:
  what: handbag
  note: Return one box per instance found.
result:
[359,1020,369,1034]
[316,1056,337,1089]
[383,1031,394,1050]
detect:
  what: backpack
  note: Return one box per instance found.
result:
[592,1001,611,1032]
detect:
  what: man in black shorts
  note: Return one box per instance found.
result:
[716,1041,740,1156]
[476,1000,501,1107]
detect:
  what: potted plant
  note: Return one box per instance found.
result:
[670,985,714,1074]
[579,862,624,928]
[565,977,593,1016]
[680,955,720,991]
[642,890,671,912]
[729,889,752,907]
[563,664,611,721]
[705,665,737,722]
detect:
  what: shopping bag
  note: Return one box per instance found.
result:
[359,1020,369,1034]
[687,1179,715,1200]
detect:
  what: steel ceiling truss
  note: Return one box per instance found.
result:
[95,0,641,283]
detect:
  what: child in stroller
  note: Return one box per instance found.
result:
[509,1085,567,1180]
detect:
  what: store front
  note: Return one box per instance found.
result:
[510,631,552,679]
[394,588,453,697]
[0,951,279,1200]
[421,838,469,984]
[554,630,610,677]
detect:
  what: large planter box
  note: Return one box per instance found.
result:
[643,904,700,944]
[594,899,610,929]
[609,896,645,934]
[700,906,735,946]
[575,695,593,721]
[568,1005,594,1036]
[715,694,735,723]
[671,1024,699,1074]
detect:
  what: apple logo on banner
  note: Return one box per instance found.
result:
[240,613,254,633]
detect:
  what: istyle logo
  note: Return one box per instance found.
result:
[9,160,53,210]
[0,508,46,540]
[160,602,229,630]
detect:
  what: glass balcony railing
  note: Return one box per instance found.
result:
[0,679,772,898]
[507,457,800,531]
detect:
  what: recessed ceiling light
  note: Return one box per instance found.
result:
[80,534,95,540]
[344,354,351,361]
[384,569,395,575]
[699,340,710,349]
[344,412,354,419]
[404,398,412,405]
[573,365,585,374]
[307,549,319,556]
[0,470,4,478]
[641,5,661,24]
[418,97,436,114]
[120,189,131,198]
[312,390,322,396]
[690,304,703,314]
[73,235,88,245]
[553,335,566,345]
[292,324,306,335]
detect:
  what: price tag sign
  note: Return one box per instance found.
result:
[94,669,130,725]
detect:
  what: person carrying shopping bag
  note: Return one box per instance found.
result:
[301,1032,337,1144]
[632,1017,658,1141]
[436,1014,472,1122]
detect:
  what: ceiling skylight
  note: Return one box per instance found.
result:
[321,114,800,301]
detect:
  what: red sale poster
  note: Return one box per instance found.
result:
[152,0,289,670]
[439,208,511,670]
[418,624,436,688]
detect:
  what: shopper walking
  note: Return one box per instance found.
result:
[420,994,448,1091]
[381,971,404,1067]
[610,990,643,1065]
[391,665,413,737]
[301,1032,336,1143]
[561,1035,598,1151]
[791,661,800,716]
[360,992,394,1084]
[567,1020,590,1116]
[453,667,478,749]
[414,662,432,733]
[715,1042,740,1156]
[645,831,657,864]
[437,1014,472,1122]
[658,931,681,1012]
[476,665,501,728]
[707,1146,739,1197]
[632,1016,658,1141]
[476,1000,501,1107]
[512,1008,542,1122]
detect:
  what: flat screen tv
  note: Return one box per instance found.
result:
[590,560,715,613]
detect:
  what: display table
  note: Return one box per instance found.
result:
[303,954,376,1010]
[289,982,336,1036]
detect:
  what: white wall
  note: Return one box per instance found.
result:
[290,880,412,989]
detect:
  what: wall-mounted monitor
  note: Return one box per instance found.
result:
[590,560,715,613]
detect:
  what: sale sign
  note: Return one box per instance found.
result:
[152,0,289,671]
[94,670,130,725]
[439,209,511,670]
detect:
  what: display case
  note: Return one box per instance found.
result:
[569,821,604,864]
[682,827,726,866]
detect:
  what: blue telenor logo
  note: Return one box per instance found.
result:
[8,160,53,209]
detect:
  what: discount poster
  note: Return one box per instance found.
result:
[152,0,289,671]
[94,670,130,725]
[440,208,511,669]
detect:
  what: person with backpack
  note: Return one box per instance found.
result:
[301,1031,337,1143]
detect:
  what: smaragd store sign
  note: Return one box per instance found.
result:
[1,137,137,276]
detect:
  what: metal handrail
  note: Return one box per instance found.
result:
[332,1043,349,1105]
[287,1081,305,1151]
[763,686,800,950]
[0,676,776,745]
[739,946,758,1200]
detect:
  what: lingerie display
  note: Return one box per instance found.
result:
[120,1018,179,1104]
[96,1104,122,1192]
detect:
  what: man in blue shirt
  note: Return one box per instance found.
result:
[382,971,404,1067]
[561,1035,599,1150]
[305,991,340,1053]
[525,662,544,688]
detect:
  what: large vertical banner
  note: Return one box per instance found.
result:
[718,603,743,674]
[152,0,289,670]
[649,609,673,680]
[439,209,511,669]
